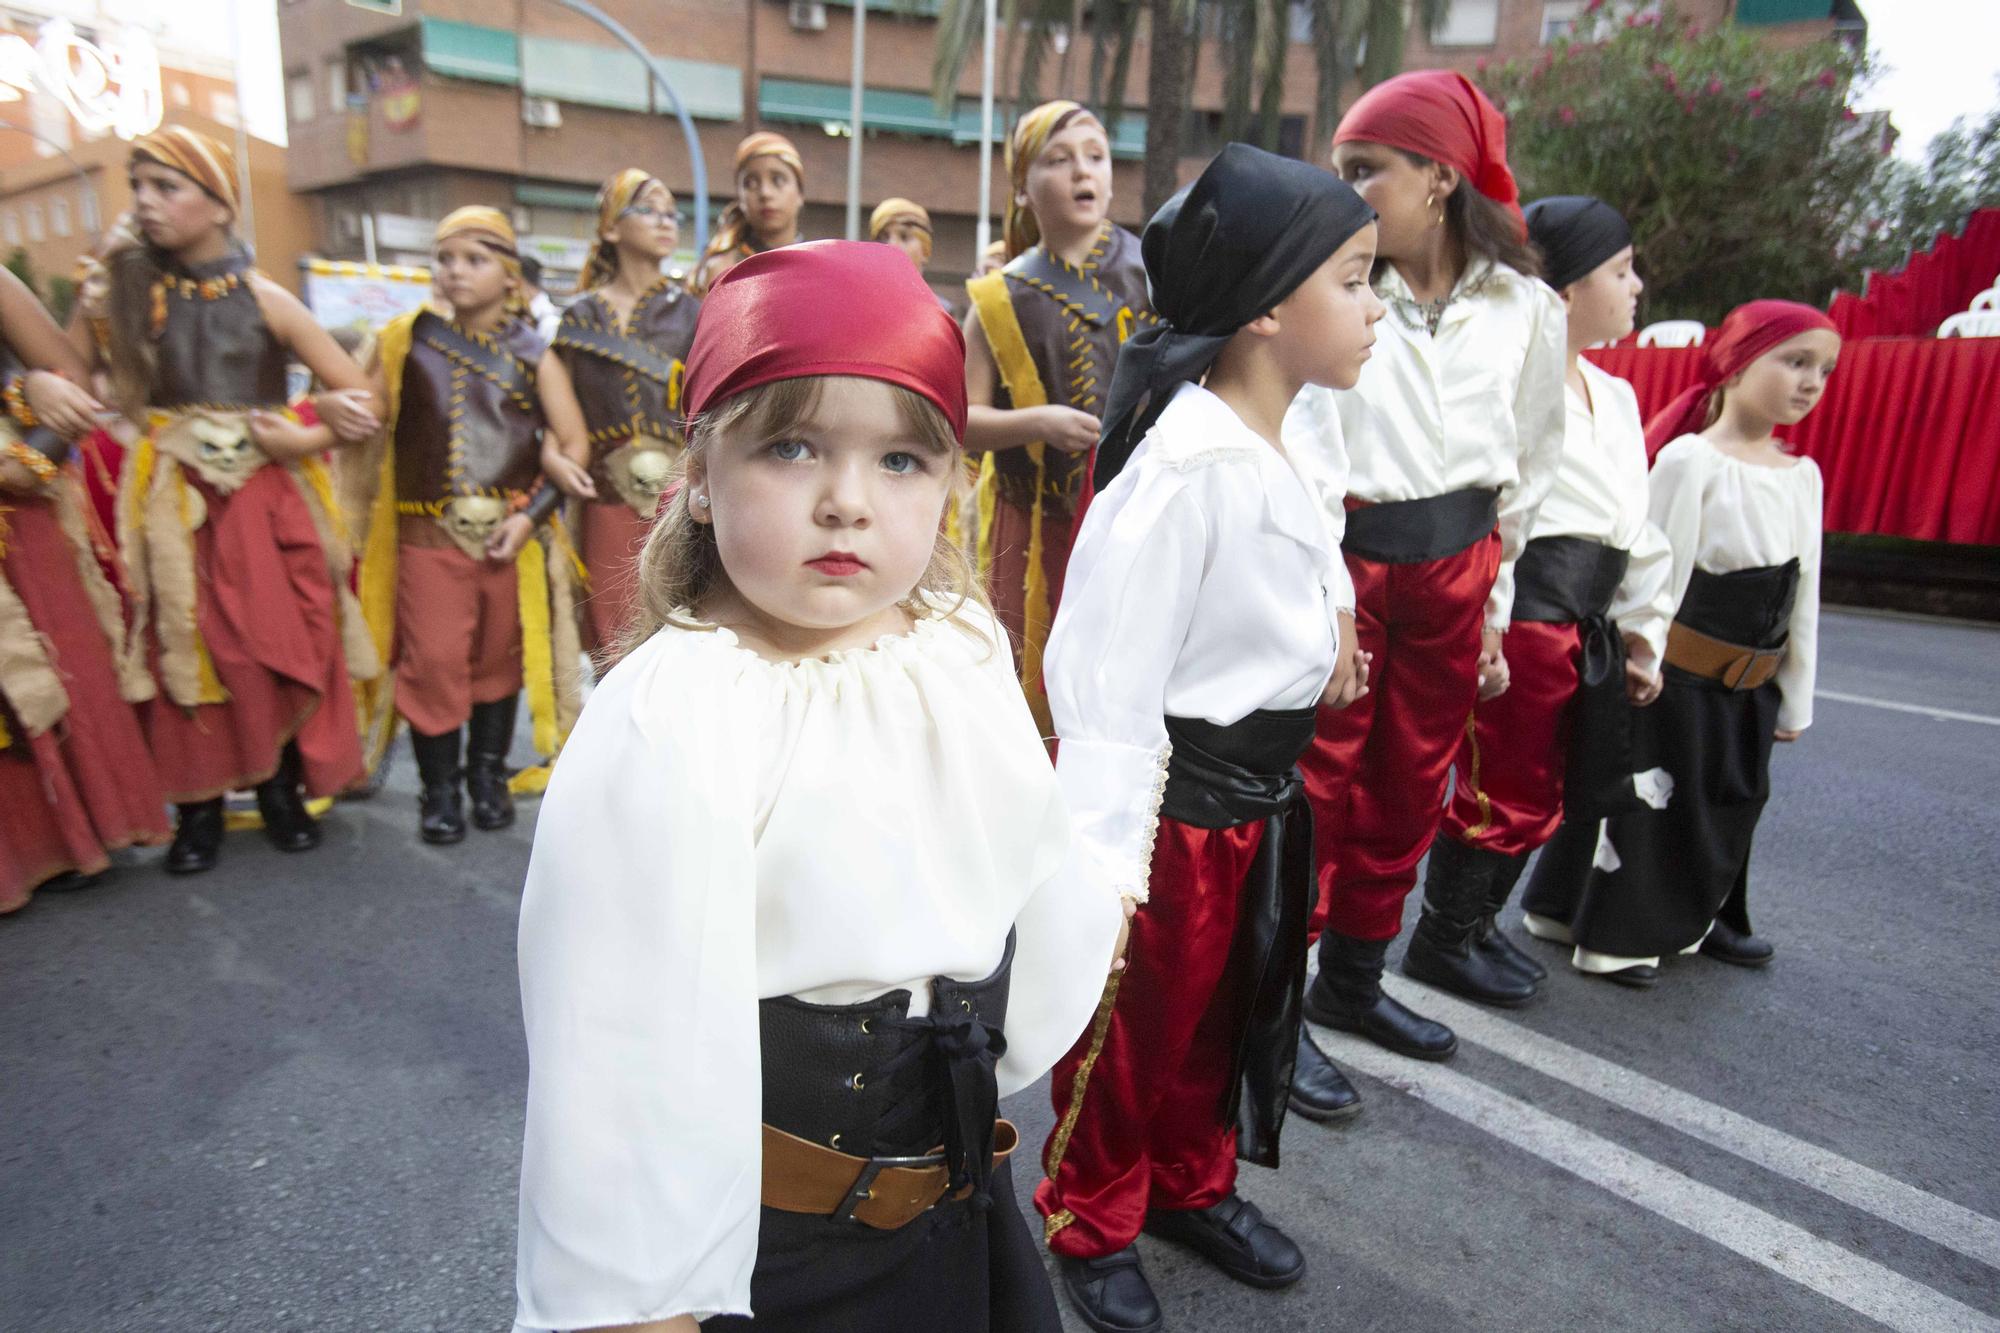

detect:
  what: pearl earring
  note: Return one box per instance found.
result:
[695,493,710,509]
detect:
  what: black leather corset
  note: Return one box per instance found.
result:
[1678,560,1800,651]
[758,932,1013,1160]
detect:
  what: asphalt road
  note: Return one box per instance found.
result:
[3,608,1996,1333]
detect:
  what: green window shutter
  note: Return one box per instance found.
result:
[823,0,946,14]
[419,17,520,85]
[648,57,745,121]
[1734,0,1833,23]
[759,78,953,136]
[522,36,649,111]
[515,183,602,210]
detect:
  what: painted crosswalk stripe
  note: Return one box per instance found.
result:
[1817,690,2000,727]
[1316,1025,2000,1333]
[1382,974,2000,1272]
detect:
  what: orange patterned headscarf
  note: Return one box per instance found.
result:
[869,197,932,261]
[734,130,805,182]
[130,126,239,215]
[581,168,666,291]
[698,132,807,291]
[1004,100,1102,260]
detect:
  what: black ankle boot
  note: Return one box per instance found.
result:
[1306,931,1457,1060]
[1057,1247,1163,1333]
[411,728,467,845]
[1403,838,1539,1006]
[1289,1027,1363,1121]
[1475,847,1547,982]
[165,799,224,875]
[254,742,322,853]
[465,696,518,831]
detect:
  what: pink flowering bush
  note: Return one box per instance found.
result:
[1479,8,1891,323]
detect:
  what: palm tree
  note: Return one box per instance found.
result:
[927,0,1452,215]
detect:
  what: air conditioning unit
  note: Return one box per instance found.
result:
[788,0,827,32]
[522,96,563,129]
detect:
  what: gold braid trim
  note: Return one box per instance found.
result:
[1460,710,1495,840]
[1041,967,1128,1243]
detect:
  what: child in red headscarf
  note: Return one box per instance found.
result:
[1520,300,1838,984]
[512,241,1122,1333]
[1281,71,1566,1070]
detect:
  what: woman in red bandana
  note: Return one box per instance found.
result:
[1281,71,1566,1076]
[1521,301,1838,984]
[511,241,1121,1333]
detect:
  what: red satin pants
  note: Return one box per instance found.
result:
[1035,817,1264,1259]
[1304,533,1499,942]
[1441,618,1583,858]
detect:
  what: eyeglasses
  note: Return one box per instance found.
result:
[619,205,679,224]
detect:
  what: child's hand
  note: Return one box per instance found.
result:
[543,449,597,500]
[1773,728,1802,743]
[1321,611,1370,709]
[24,370,103,439]
[1476,628,1510,700]
[1111,896,1137,973]
[314,388,381,444]
[247,411,324,462]
[1037,404,1102,454]
[486,512,534,563]
[1624,658,1662,706]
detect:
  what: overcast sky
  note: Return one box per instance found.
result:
[199,0,1999,163]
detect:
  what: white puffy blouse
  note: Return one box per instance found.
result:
[1046,383,1351,905]
[511,600,1125,1331]
[1649,434,1824,733]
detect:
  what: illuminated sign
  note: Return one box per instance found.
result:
[0,20,164,141]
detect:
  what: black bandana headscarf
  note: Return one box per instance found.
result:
[1524,195,1633,293]
[1094,143,1375,487]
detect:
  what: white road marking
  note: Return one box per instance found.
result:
[1383,974,2000,1272]
[1314,1024,2000,1333]
[1817,690,2000,727]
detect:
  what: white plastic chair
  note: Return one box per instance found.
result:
[1638,320,1706,348]
[1969,287,1999,313]
[1938,310,2000,338]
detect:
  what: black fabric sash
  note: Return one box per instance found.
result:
[1675,560,1800,655]
[1160,707,1317,1170]
[1513,537,1642,821]
[1342,487,1499,564]
[1004,247,1123,328]
[415,311,534,409]
[552,321,680,388]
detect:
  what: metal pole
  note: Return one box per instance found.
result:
[542,0,711,255]
[362,213,379,267]
[845,0,866,240]
[229,0,256,256]
[976,0,996,257]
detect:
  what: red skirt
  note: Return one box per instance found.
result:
[578,498,652,657]
[143,466,363,802]
[0,493,169,912]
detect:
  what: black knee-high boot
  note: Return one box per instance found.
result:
[1474,848,1545,981]
[1404,838,1538,1005]
[254,741,322,853]
[165,798,225,875]
[465,695,518,831]
[1305,930,1457,1060]
[411,727,467,845]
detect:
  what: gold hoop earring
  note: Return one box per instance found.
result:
[1427,191,1444,229]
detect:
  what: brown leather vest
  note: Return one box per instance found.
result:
[152,251,290,409]
[394,311,547,504]
[553,279,702,484]
[991,224,1155,515]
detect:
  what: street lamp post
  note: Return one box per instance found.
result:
[537,0,712,256]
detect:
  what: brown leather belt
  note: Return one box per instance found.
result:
[760,1118,1019,1230]
[1665,620,1784,691]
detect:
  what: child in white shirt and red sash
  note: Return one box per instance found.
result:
[1035,144,1381,1333]
[1283,71,1565,1071]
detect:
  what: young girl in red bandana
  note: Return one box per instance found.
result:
[511,241,1122,1333]
[1522,301,1838,984]
[1283,71,1566,1071]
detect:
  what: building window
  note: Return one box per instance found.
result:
[81,192,100,233]
[1432,0,1500,45]
[26,205,44,242]
[51,199,70,237]
[210,91,239,127]
[170,80,192,108]
[328,58,348,110]
[2,212,18,246]
[288,70,315,122]
[1541,1,1585,41]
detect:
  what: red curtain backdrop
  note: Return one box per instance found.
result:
[1587,338,2000,547]
[1828,208,2000,339]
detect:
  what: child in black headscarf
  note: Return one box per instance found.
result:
[1034,143,1381,1333]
